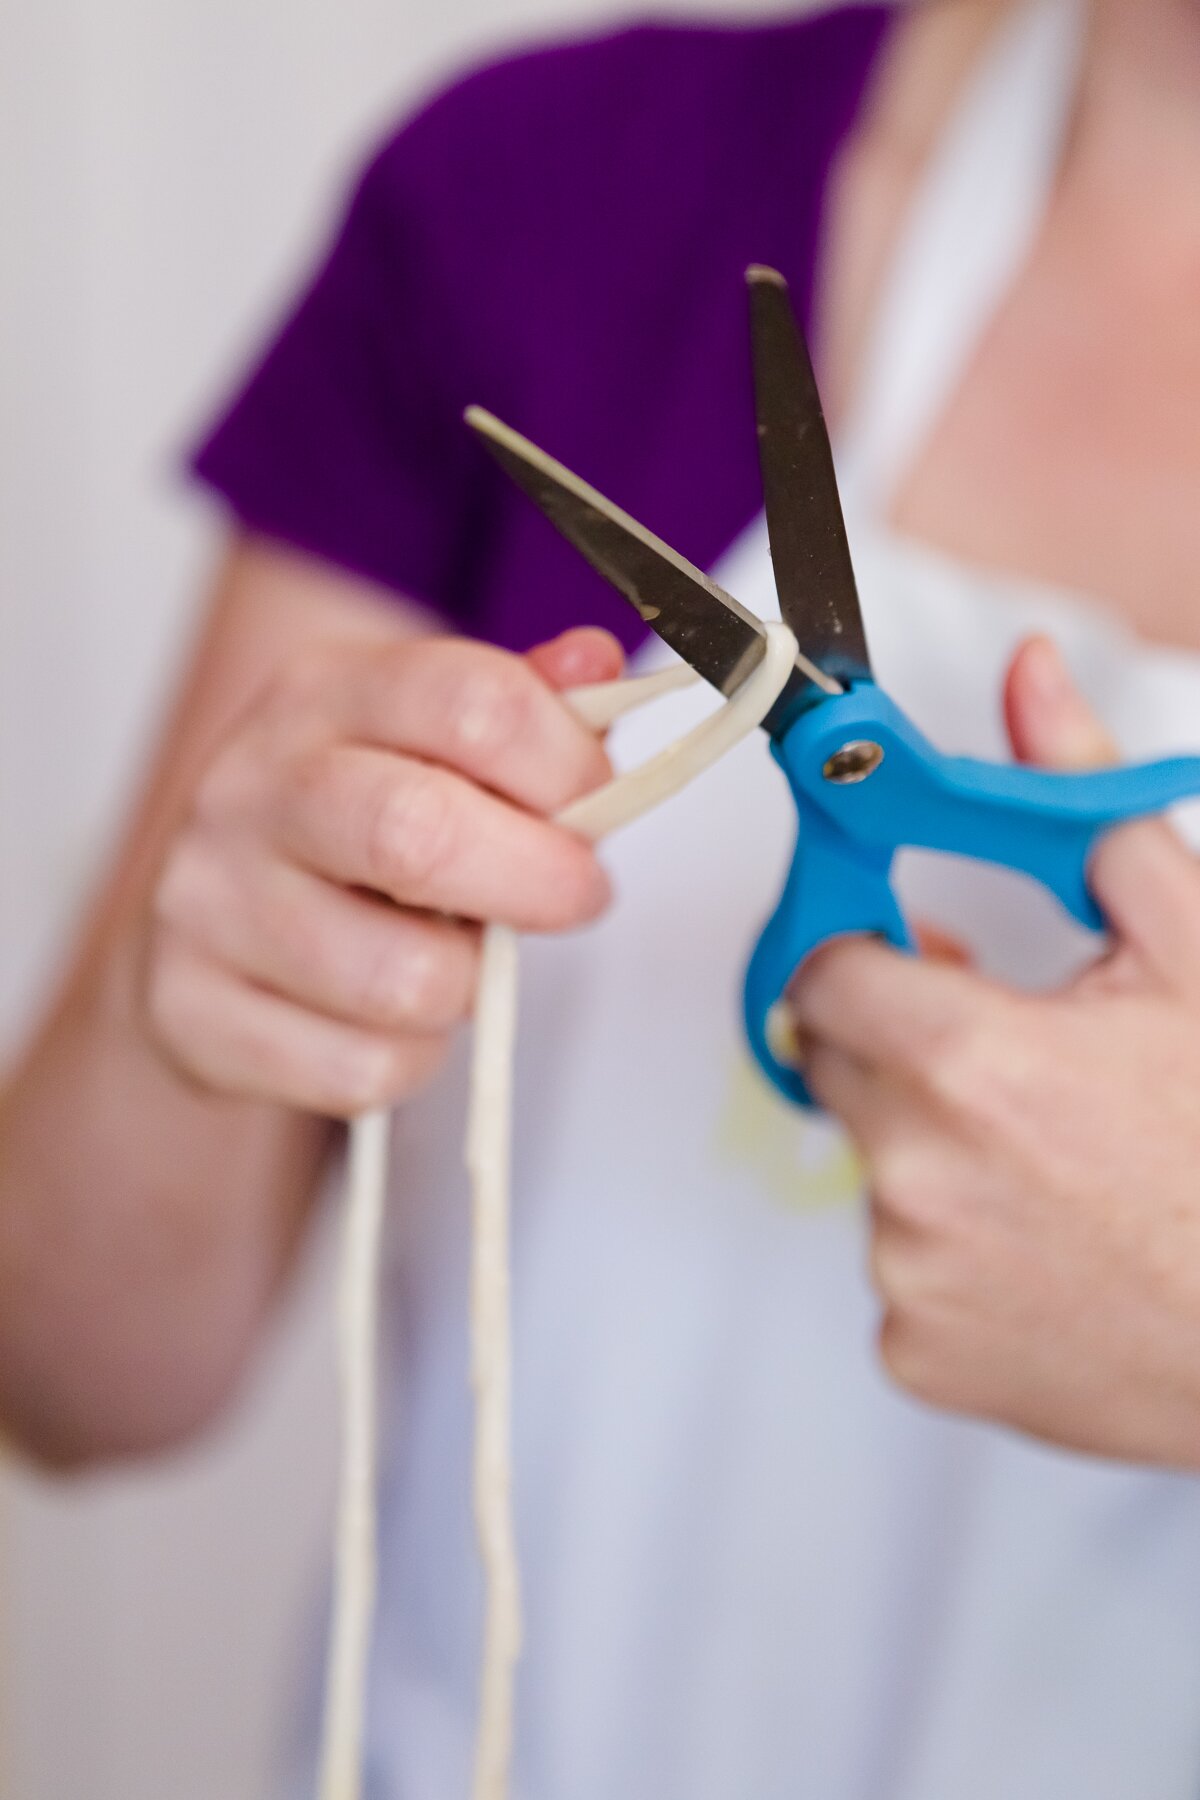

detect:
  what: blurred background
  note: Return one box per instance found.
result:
[0,1,816,1794]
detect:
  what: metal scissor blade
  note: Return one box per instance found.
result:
[747,266,873,689]
[467,406,830,724]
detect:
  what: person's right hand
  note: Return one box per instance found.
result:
[143,627,622,1116]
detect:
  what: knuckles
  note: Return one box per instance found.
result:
[140,926,206,1076]
[877,1310,943,1404]
[788,938,870,1024]
[139,630,609,1113]
[191,741,262,833]
[151,839,201,936]
[870,1157,929,1234]
[264,641,351,716]
[141,921,454,1117]
[395,931,478,1027]
[532,837,612,930]
[392,637,608,810]
[435,654,535,767]
[876,1301,965,1411]
[335,1032,451,1117]
[363,764,460,897]
[908,1009,992,1106]
[384,638,535,761]
[907,998,1038,1135]
[879,1309,978,1415]
[324,1037,402,1117]
[866,1159,975,1403]
[351,931,475,1034]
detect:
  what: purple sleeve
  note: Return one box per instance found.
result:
[191,11,889,644]
[192,92,494,621]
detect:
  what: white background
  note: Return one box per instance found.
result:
[0,1,809,1794]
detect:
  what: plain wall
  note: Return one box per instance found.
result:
[0,1,813,1794]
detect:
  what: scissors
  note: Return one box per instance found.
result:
[466,266,1200,1107]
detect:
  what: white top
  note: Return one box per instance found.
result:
[304,3,1200,1794]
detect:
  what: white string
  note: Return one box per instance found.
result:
[316,1105,390,1800]
[465,922,522,1798]
[318,623,799,1800]
[564,660,698,729]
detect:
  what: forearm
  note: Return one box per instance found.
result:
[0,930,331,1466]
[0,539,425,1463]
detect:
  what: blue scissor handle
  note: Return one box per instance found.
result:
[745,682,1200,1106]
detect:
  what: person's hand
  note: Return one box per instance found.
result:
[788,636,1200,1467]
[144,627,622,1116]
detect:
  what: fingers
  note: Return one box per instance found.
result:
[1089,822,1200,992]
[804,1041,912,1151]
[145,628,627,1115]
[342,636,613,815]
[276,742,611,931]
[788,934,1006,1082]
[805,1047,963,1344]
[913,920,974,967]
[155,838,480,1034]
[1006,635,1200,987]
[1003,634,1117,769]
[526,627,624,691]
[147,938,448,1117]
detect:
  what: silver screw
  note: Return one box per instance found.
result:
[822,740,884,784]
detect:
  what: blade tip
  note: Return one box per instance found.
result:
[465,404,517,460]
[745,263,788,290]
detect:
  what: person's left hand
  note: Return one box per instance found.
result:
[787,636,1200,1467]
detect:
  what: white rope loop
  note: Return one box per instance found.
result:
[319,622,799,1800]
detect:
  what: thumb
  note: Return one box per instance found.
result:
[1005,635,1200,987]
[1003,633,1117,769]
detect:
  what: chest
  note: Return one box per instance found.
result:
[888,202,1200,650]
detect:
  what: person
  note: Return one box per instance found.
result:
[4,0,1200,1791]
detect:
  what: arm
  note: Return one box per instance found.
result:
[0,534,619,1466]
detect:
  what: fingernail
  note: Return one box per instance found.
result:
[766,1001,810,1069]
[1022,637,1114,767]
[1024,635,1069,704]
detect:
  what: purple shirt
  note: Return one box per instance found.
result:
[193,7,889,654]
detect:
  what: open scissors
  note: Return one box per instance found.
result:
[467,266,1200,1107]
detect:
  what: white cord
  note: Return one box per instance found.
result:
[465,922,522,1799]
[316,1105,390,1800]
[318,623,799,1800]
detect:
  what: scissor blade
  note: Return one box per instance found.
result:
[747,266,872,689]
[467,406,822,722]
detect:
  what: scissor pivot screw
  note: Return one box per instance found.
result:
[823,740,884,784]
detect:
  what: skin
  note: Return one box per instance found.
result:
[791,638,1200,1466]
[889,0,1200,645]
[2,0,1200,1467]
[0,541,621,1462]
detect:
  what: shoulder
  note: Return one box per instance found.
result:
[382,10,889,148]
[191,7,892,638]
[353,9,892,246]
